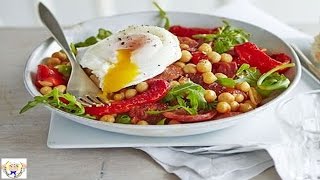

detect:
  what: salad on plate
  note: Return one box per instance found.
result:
[21,3,295,126]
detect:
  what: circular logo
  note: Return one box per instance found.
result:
[2,161,26,179]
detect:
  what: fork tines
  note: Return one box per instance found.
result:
[79,95,105,107]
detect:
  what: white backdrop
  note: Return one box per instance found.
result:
[0,0,319,27]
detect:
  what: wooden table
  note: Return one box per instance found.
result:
[0,27,296,180]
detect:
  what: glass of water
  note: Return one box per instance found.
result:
[275,90,320,180]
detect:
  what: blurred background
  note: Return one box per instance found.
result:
[1,0,319,34]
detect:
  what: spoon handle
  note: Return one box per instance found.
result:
[38,2,76,65]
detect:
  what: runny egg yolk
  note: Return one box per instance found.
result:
[103,49,139,93]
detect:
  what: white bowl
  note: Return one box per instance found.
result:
[24,12,301,137]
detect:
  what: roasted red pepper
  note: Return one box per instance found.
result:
[85,79,170,116]
[191,51,208,64]
[35,64,66,87]
[234,42,288,73]
[169,25,218,38]
[162,111,217,123]
[270,53,291,64]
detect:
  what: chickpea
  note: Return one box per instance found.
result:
[220,53,233,63]
[234,94,245,103]
[40,86,52,95]
[179,50,192,63]
[196,59,212,73]
[215,73,228,79]
[38,80,53,87]
[169,80,180,88]
[207,51,221,63]
[137,120,149,125]
[100,115,115,123]
[46,57,61,66]
[236,82,250,92]
[180,43,189,50]
[55,85,66,93]
[174,61,186,68]
[183,63,197,74]
[168,120,180,125]
[202,72,217,84]
[204,90,217,103]
[216,102,231,113]
[229,101,240,111]
[113,92,125,101]
[198,43,212,54]
[125,89,137,99]
[218,92,235,103]
[135,82,149,93]
[239,103,253,113]
[52,51,67,61]
[244,100,257,108]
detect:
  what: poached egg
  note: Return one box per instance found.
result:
[78,25,181,93]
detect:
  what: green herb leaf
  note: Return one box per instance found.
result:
[207,101,218,110]
[257,63,295,91]
[181,106,198,115]
[163,82,207,115]
[217,78,236,88]
[115,115,131,124]
[187,89,207,109]
[153,1,170,29]
[70,43,77,55]
[193,21,250,53]
[97,28,112,40]
[156,118,166,125]
[164,83,204,101]
[75,36,98,48]
[19,99,42,114]
[177,96,187,107]
[55,65,72,77]
[256,87,274,97]
[70,28,112,55]
[236,63,250,75]
[20,88,85,115]
[235,63,261,86]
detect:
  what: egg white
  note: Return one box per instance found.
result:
[78,25,181,92]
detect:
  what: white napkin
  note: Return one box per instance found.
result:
[139,0,313,180]
[139,147,273,180]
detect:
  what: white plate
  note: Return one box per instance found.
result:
[24,12,301,137]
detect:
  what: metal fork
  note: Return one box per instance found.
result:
[38,3,104,107]
[290,43,320,83]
